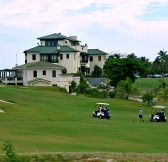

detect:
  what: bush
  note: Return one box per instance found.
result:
[85,88,109,99]
[108,91,116,98]
[142,91,155,105]
[2,141,17,162]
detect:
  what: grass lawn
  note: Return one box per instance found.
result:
[133,77,168,91]
[0,85,168,154]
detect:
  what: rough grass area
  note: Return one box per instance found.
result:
[1,152,168,162]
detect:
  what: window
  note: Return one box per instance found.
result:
[90,56,93,62]
[98,56,101,61]
[74,54,76,60]
[45,40,57,46]
[32,54,36,60]
[25,60,27,64]
[60,54,63,60]
[33,71,37,77]
[43,70,46,75]
[52,70,56,77]
[40,55,58,63]
[66,54,69,59]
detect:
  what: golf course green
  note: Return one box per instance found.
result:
[0,80,168,154]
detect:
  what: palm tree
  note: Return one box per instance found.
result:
[157,50,168,74]
[116,77,133,99]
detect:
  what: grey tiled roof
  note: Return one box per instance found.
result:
[87,78,106,87]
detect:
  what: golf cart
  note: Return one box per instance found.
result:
[150,105,167,122]
[92,103,111,119]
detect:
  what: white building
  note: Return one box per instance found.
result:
[24,33,107,74]
[0,33,107,91]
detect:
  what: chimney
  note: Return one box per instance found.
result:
[58,33,61,37]
[69,36,77,40]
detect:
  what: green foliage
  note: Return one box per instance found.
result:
[58,86,67,93]
[85,88,108,98]
[104,56,142,87]
[2,141,17,162]
[77,76,89,94]
[70,80,77,93]
[153,50,168,74]
[142,91,155,105]
[116,77,133,99]
[159,79,167,88]
[159,87,168,102]
[108,91,116,98]
[91,65,102,77]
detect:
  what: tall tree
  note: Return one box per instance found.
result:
[91,65,102,77]
[153,50,168,74]
[104,56,142,87]
[138,56,153,77]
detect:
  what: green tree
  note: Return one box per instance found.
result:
[70,80,77,93]
[77,76,89,94]
[104,56,142,88]
[91,65,102,77]
[159,87,168,102]
[142,91,154,105]
[116,77,133,99]
[153,50,168,74]
[138,56,153,77]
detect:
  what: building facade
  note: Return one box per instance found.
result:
[24,33,107,74]
[0,33,107,91]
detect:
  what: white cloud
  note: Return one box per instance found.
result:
[0,0,168,68]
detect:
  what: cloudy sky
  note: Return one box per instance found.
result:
[0,0,168,69]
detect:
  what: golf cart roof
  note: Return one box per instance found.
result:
[153,105,167,109]
[96,103,109,106]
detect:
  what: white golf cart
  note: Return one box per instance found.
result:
[150,105,167,122]
[92,103,111,119]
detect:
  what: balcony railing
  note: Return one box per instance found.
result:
[80,60,88,63]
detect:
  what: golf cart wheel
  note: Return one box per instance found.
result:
[99,115,102,119]
[154,119,158,122]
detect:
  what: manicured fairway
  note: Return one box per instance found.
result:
[133,77,168,90]
[0,86,168,153]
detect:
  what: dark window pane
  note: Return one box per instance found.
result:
[52,70,56,77]
[33,71,37,77]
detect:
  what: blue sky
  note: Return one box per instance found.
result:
[0,0,168,69]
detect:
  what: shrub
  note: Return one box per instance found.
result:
[108,91,116,98]
[2,141,17,162]
[142,91,155,105]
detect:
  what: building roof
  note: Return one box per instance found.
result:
[87,78,106,87]
[88,49,107,55]
[24,46,79,53]
[37,33,81,42]
[80,52,89,55]
[13,61,64,70]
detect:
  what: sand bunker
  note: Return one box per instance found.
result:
[0,109,5,113]
[0,100,14,104]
